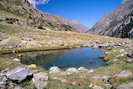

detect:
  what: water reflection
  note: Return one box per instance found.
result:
[20,48,106,69]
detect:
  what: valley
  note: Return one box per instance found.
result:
[0,0,133,89]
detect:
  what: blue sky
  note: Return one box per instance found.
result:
[36,0,122,27]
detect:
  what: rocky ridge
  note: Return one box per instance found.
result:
[0,0,88,32]
[88,0,133,39]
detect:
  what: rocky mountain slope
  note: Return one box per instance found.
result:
[68,21,89,32]
[88,0,133,39]
[0,0,87,32]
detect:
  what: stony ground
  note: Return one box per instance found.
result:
[0,23,133,89]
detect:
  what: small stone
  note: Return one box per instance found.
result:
[33,72,48,81]
[127,58,133,63]
[118,82,133,89]
[32,72,49,89]
[49,66,61,74]
[33,81,48,89]
[93,85,104,89]
[88,69,94,73]
[72,81,80,86]
[0,82,6,88]
[66,68,79,73]
[93,76,111,83]
[78,67,88,71]
[113,59,118,62]
[127,50,133,58]
[28,64,37,69]
[13,58,20,62]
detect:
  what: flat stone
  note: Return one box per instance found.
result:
[118,82,133,89]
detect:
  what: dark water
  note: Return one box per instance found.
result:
[20,48,106,69]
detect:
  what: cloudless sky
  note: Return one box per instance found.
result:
[36,0,122,27]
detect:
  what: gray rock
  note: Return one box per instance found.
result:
[127,50,133,58]
[66,68,78,73]
[115,70,132,78]
[5,66,31,82]
[33,81,48,89]
[32,72,48,89]
[33,72,48,81]
[118,82,133,89]
[127,58,133,63]
[0,82,6,88]
[93,85,104,89]
[49,66,61,74]
[0,73,8,88]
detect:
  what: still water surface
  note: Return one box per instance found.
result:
[20,48,106,69]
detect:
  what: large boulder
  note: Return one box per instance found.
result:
[5,66,32,82]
